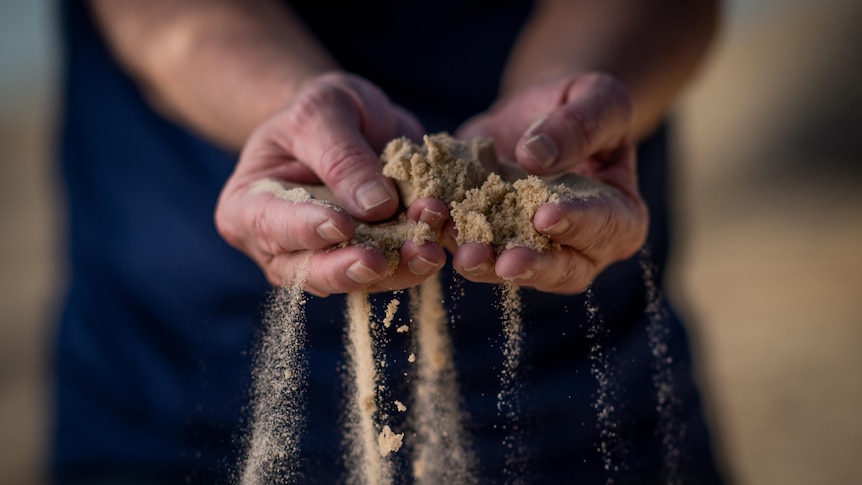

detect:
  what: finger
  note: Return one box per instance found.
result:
[515,73,634,177]
[268,245,390,296]
[406,197,450,236]
[394,105,426,144]
[457,78,564,157]
[495,246,597,294]
[455,112,492,141]
[456,112,524,162]
[440,219,460,254]
[367,241,446,292]
[216,186,354,259]
[246,193,356,254]
[533,194,647,264]
[452,242,500,283]
[278,79,400,220]
[335,75,420,151]
[456,113,519,165]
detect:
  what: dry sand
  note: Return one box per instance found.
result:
[408,277,476,485]
[240,257,311,485]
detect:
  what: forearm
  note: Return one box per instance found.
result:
[89,0,338,151]
[503,0,720,140]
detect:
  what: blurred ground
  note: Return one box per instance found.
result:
[0,1,58,483]
[672,1,862,483]
[1,1,860,484]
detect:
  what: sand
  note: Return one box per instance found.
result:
[640,248,684,484]
[345,291,397,485]
[584,288,627,483]
[382,297,400,329]
[380,134,492,207]
[407,277,476,484]
[352,219,435,273]
[496,283,528,482]
[240,255,311,485]
[383,133,598,253]
[250,178,313,203]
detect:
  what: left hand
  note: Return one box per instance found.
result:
[452,72,649,294]
[215,73,448,296]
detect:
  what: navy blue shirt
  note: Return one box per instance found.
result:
[53,1,722,483]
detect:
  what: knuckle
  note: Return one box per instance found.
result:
[286,82,355,132]
[586,73,634,121]
[285,93,318,129]
[319,142,374,185]
[253,210,284,255]
[566,73,634,129]
[285,90,322,130]
[559,106,593,154]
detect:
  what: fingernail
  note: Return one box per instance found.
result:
[346,261,381,284]
[542,218,570,236]
[408,255,438,275]
[465,261,492,276]
[317,219,347,243]
[524,134,558,169]
[420,208,443,225]
[355,180,393,213]
[510,268,536,282]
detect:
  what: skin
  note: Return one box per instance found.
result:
[454,73,647,293]
[89,0,720,296]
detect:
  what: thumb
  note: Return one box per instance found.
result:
[456,112,494,141]
[276,77,402,221]
[514,73,634,177]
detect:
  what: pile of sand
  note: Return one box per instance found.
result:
[382,133,583,254]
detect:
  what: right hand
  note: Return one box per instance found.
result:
[451,73,648,294]
[215,73,449,296]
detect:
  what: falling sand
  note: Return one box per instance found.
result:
[640,247,685,485]
[408,276,476,485]
[497,283,527,483]
[584,288,628,484]
[345,291,399,485]
[240,256,311,485]
[242,133,604,483]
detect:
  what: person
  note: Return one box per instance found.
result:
[53,0,722,483]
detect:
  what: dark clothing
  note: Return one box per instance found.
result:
[53,0,722,483]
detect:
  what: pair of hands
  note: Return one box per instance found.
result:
[215,72,648,297]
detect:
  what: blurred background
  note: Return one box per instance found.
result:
[1,0,860,483]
